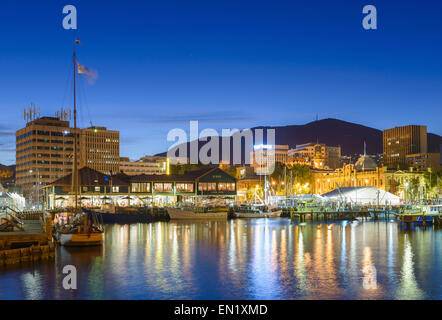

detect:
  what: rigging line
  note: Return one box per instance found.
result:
[60,56,73,116]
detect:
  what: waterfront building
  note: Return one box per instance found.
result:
[16,117,120,197]
[251,144,288,175]
[43,166,236,208]
[119,156,168,175]
[79,126,120,175]
[406,153,440,171]
[288,142,341,169]
[312,154,427,200]
[383,125,427,168]
[234,166,264,202]
[16,117,77,196]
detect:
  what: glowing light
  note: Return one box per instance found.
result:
[253,144,273,150]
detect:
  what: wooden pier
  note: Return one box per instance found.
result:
[0,210,55,265]
[284,208,392,223]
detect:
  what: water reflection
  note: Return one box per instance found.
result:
[0,220,440,300]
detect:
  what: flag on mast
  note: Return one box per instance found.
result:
[77,61,98,84]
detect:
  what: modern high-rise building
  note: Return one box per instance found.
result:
[16,118,120,197]
[406,153,440,171]
[383,125,427,168]
[16,117,78,196]
[79,126,120,175]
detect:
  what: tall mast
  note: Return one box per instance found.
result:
[73,39,78,216]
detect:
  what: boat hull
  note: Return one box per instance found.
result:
[234,210,282,218]
[100,212,152,224]
[59,233,104,247]
[167,208,227,220]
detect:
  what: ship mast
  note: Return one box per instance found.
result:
[73,39,79,217]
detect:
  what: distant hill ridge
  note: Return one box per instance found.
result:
[156,118,442,162]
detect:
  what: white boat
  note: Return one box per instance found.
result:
[167,208,228,220]
[422,204,442,215]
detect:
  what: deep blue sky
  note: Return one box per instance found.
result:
[0,0,441,165]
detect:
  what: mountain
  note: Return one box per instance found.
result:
[158,118,441,163]
[253,118,382,155]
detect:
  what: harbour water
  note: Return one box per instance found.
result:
[0,219,440,300]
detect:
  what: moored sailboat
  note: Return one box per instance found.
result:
[56,39,104,246]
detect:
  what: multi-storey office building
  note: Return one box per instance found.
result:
[383,125,427,168]
[406,153,440,171]
[79,126,120,175]
[16,119,120,197]
[16,117,78,196]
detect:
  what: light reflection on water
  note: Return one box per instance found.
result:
[0,219,440,300]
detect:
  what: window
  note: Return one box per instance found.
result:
[176,183,194,192]
[95,186,100,192]
[217,182,235,191]
[198,183,216,191]
[154,183,163,192]
[112,186,119,192]
[163,183,173,192]
[131,183,151,193]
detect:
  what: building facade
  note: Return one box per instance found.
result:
[383,125,427,168]
[43,167,236,208]
[312,163,427,200]
[251,144,288,175]
[79,126,120,175]
[288,143,341,169]
[119,156,168,175]
[16,117,77,196]
[406,153,440,171]
[16,118,120,197]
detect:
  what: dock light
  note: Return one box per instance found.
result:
[272,180,276,185]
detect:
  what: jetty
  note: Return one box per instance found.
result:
[284,208,394,222]
[0,206,55,266]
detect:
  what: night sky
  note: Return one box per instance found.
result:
[0,0,441,165]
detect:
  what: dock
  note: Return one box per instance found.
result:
[284,208,393,223]
[0,209,55,266]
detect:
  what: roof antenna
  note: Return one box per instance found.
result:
[364,141,366,156]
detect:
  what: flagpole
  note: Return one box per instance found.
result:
[73,39,78,218]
